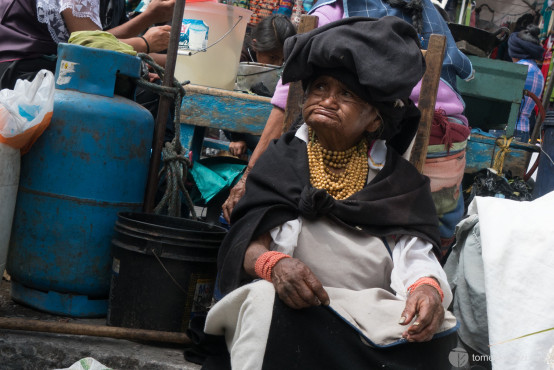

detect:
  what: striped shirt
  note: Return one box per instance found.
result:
[517,59,545,133]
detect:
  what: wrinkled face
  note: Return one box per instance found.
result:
[302,75,381,150]
[256,49,284,66]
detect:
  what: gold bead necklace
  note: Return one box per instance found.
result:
[307,128,369,199]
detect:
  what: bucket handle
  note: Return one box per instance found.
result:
[181,16,245,56]
[152,250,188,295]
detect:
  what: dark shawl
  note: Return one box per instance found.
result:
[217,129,441,296]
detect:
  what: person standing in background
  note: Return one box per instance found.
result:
[508,24,545,143]
[228,14,297,157]
[241,14,296,65]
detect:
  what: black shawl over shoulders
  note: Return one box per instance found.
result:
[217,130,441,296]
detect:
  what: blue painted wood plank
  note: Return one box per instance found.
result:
[465,134,539,176]
[180,85,272,135]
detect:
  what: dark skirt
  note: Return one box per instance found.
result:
[199,294,457,370]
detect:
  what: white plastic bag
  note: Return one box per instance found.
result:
[0,69,55,153]
[53,357,113,370]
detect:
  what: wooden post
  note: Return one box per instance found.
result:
[0,317,191,345]
[409,34,446,174]
[143,0,187,213]
[281,15,319,133]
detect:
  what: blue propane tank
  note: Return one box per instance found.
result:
[6,44,154,317]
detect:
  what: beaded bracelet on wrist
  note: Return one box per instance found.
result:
[407,277,444,302]
[254,251,291,282]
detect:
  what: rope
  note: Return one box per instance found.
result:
[492,135,514,174]
[136,53,197,219]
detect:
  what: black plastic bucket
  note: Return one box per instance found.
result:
[106,212,227,332]
[533,113,554,198]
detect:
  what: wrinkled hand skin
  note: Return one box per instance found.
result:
[222,172,248,223]
[271,258,330,310]
[399,285,444,342]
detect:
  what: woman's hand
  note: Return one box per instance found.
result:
[143,0,176,24]
[229,141,247,157]
[222,167,250,222]
[143,25,171,53]
[399,285,444,342]
[271,258,330,310]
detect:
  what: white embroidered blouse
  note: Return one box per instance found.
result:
[36,0,103,43]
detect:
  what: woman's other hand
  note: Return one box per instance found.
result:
[229,141,247,156]
[222,167,250,222]
[399,285,444,342]
[143,25,171,53]
[272,258,330,310]
[143,0,176,24]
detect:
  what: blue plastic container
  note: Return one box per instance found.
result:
[6,44,154,317]
[533,113,554,198]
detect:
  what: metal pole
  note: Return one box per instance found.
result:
[143,0,187,213]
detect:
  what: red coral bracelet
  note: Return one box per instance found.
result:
[407,277,444,302]
[254,251,291,282]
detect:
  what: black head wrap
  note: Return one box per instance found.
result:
[281,16,426,154]
[508,25,544,61]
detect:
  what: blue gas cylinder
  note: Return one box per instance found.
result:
[6,44,154,317]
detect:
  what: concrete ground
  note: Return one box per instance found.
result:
[0,278,201,370]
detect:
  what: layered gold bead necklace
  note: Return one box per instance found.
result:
[307,128,369,199]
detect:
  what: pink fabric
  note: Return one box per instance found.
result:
[270,2,344,109]
[410,80,468,126]
[270,78,289,109]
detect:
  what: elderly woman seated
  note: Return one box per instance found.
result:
[202,16,457,369]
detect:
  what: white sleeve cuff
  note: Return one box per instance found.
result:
[391,235,452,308]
